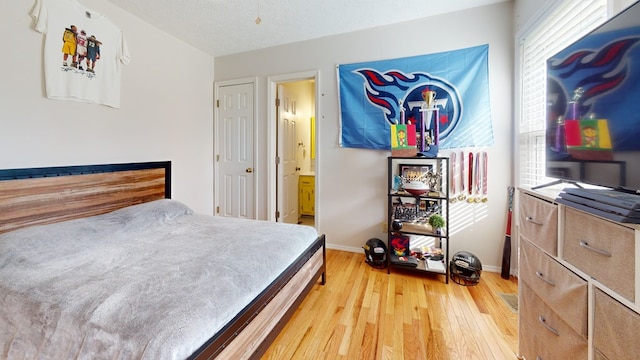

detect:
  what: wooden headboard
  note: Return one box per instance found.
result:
[0,161,171,234]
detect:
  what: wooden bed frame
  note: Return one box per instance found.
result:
[0,161,326,360]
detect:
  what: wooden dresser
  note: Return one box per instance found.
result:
[517,188,640,360]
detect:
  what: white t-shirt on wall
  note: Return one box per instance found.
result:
[31,0,131,108]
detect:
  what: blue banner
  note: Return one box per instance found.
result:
[338,45,494,150]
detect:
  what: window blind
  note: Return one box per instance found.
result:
[517,0,607,188]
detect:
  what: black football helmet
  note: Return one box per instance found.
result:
[450,251,482,286]
[363,238,387,269]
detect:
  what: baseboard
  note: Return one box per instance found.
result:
[326,243,362,253]
[326,243,518,277]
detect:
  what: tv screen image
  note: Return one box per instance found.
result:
[545,0,640,193]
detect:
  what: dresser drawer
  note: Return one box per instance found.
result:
[562,206,635,301]
[519,192,558,256]
[520,237,587,336]
[519,281,587,359]
[594,288,640,360]
[519,319,553,360]
[519,320,585,360]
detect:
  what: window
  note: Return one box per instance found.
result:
[516,0,608,188]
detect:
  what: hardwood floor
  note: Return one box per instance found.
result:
[262,249,519,360]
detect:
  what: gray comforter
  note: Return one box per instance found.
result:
[0,199,318,359]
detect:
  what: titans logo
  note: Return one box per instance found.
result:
[547,37,640,119]
[354,68,463,141]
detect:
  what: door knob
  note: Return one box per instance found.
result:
[246,168,253,173]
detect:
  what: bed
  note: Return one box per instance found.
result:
[0,161,326,360]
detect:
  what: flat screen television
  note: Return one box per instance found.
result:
[545,0,640,194]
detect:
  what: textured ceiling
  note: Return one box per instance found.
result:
[105,0,508,57]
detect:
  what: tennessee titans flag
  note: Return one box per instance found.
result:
[547,27,640,152]
[338,45,494,150]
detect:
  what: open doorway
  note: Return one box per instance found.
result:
[267,71,319,228]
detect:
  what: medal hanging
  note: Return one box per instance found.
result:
[475,152,482,203]
[449,152,457,203]
[482,151,488,202]
[458,151,466,201]
[467,152,474,203]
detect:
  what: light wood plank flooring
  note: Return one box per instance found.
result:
[263,249,519,360]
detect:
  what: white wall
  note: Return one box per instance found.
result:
[215,2,515,272]
[0,0,215,215]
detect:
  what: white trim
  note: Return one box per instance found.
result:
[267,70,321,226]
[213,77,259,219]
[335,64,343,147]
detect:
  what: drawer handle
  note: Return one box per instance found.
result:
[579,241,612,257]
[535,271,556,286]
[526,216,543,226]
[538,315,559,336]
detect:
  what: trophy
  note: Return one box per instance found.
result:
[418,87,439,156]
[569,87,584,120]
[422,89,437,109]
[554,115,567,153]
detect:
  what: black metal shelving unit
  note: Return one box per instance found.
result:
[387,156,450,283]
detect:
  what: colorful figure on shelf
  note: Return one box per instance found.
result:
[391,235,410,256]
[390,123,416,151]
[582,125,597,147]
[397,129,407,147]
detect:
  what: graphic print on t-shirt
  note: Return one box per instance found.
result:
[60,23,101,79]
[32,0,131,108]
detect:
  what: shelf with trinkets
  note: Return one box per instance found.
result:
[386,155,450,281]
